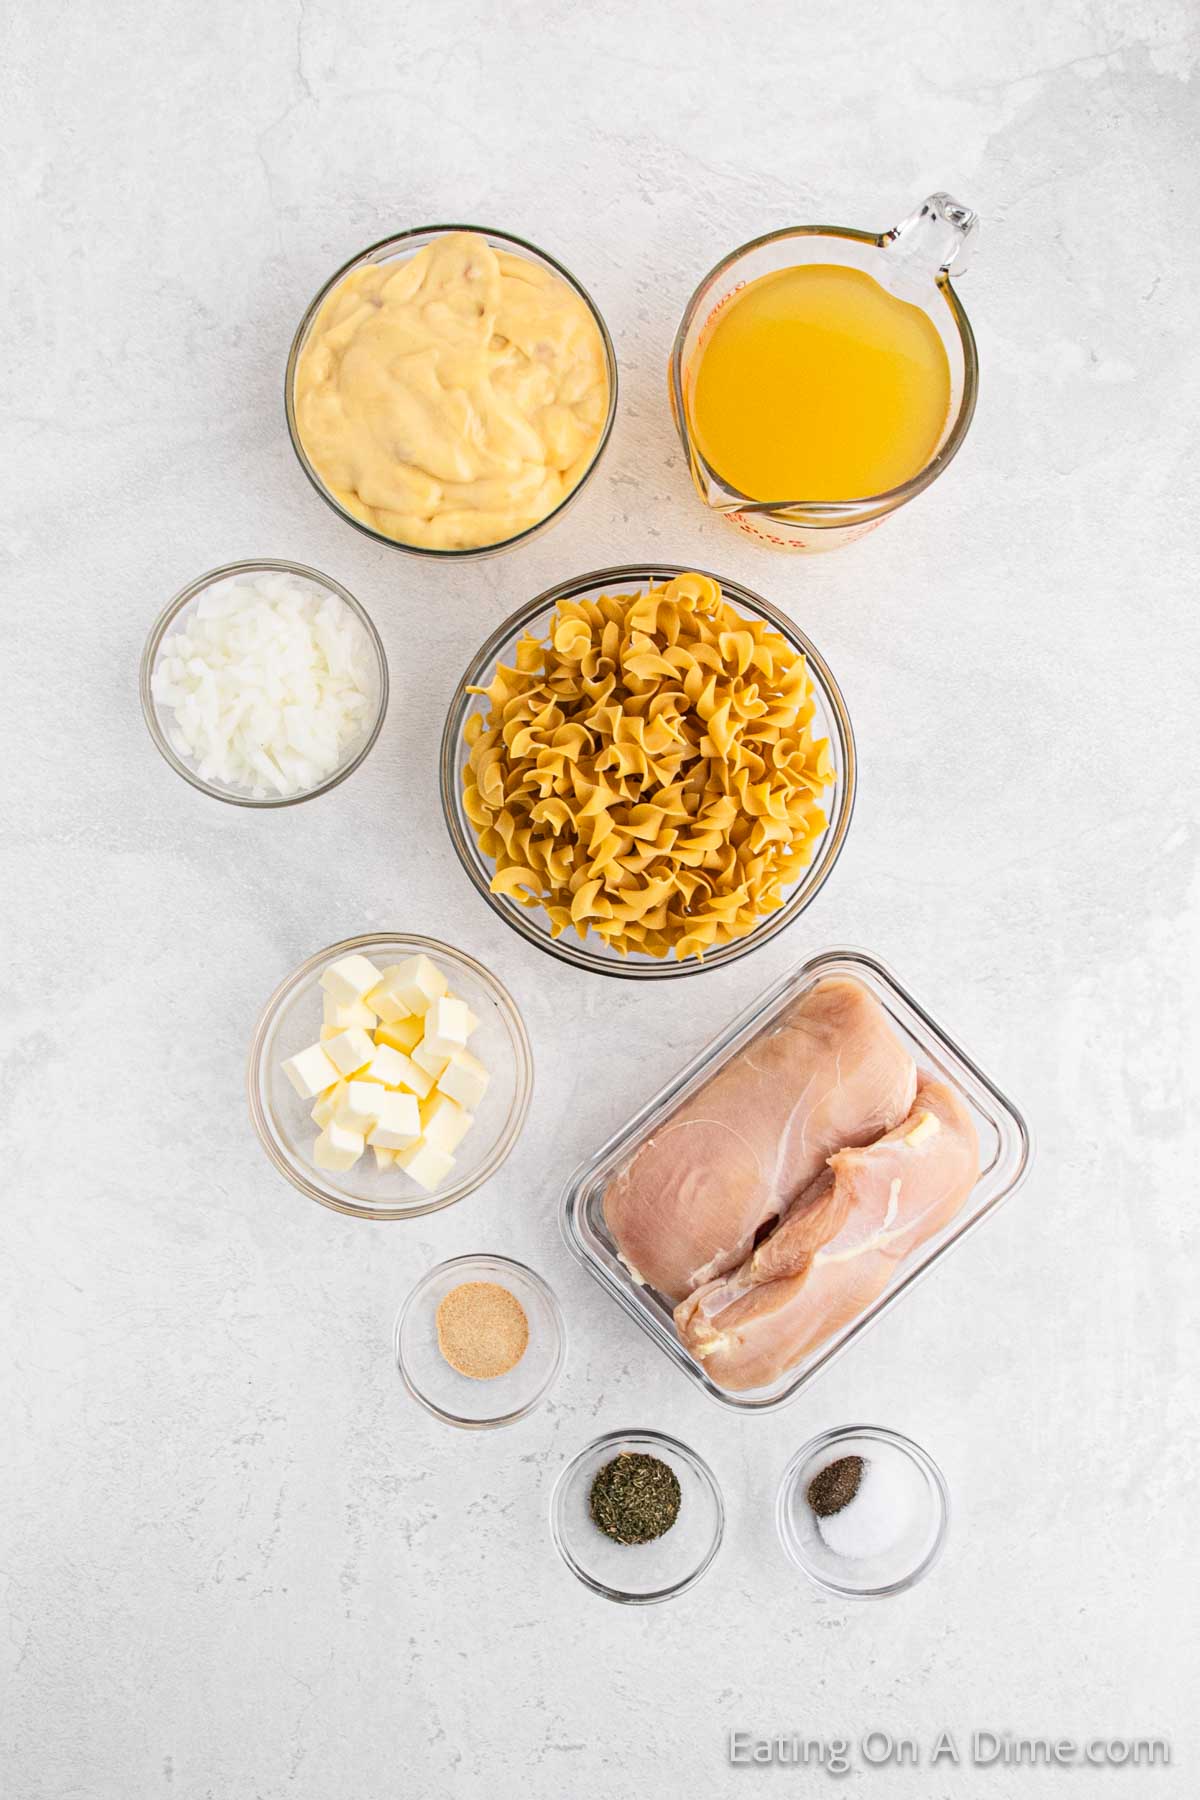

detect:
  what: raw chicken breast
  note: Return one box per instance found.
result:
[674,1077,979,1390]
[602,978,917,1302]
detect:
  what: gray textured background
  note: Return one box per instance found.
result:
[3,1,1198,1795]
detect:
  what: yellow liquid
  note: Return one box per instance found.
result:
[688,264,951,503]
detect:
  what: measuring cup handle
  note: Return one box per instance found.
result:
[881,193,979,302]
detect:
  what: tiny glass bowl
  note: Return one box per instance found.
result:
[247,934,533,1220]
[140,559,389,807]
[440,564,856,979]
[284,224,618,560]
[394,1254,566,1428]
[776,1425,950,1598]
[549,1429,725,1604]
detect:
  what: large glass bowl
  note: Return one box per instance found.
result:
[140,560,388,808]
[284,224,618,561]
[247,934,533,1220]
[439,564,855,979]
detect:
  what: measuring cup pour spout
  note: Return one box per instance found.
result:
[881,192,979,305]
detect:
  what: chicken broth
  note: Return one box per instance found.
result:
[686,264,952,504]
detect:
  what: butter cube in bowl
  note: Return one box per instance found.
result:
[248,935,532,1219]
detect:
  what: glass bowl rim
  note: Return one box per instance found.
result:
[246,932,534,1219]
[139,558,390,808]
[438,562,857,979]
[392,1252,567,1429]
[548,1426,726,1604]
[669,222,980,519]
[283,222,620,561]
[775,1422,951,1598]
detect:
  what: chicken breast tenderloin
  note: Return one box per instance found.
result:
[602,977,918,1303]
[674,1077,980,1390]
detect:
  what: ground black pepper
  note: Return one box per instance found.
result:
[806,1454,865,1517]
[589,1451,682,1545]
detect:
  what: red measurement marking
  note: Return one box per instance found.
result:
[702,280,746,332]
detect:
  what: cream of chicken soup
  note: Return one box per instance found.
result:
[292,231,610,551]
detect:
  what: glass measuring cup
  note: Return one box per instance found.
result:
[669,194,979,552]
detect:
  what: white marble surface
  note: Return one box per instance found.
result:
[3,2,1199,1794]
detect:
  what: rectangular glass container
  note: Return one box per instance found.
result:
[561,947,1031,1412]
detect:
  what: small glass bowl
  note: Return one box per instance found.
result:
[140,559,388,807]
[440,564,856,980]
[394,1255,566,1428]
[776,1425,950,1598]
[247,934,533,1220]
[549,1429,725,1604]
[284,224,618,560]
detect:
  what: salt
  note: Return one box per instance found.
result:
[816,1450,925,1560]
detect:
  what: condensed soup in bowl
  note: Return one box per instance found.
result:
[286,225,617,558]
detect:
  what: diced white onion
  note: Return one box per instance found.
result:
[151,574,377,796]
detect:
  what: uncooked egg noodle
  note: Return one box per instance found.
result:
[462,572,833,960]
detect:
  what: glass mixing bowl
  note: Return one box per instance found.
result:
[141,560,388,807]
[247,934,533,1220]
[550,1429,725,1604]
[284,224,618,560]
[439,564,855,979]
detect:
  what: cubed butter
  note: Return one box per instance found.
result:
[313,1121,364,1171]
[286,954,469,1190]
[363,1043,412,1088]
[365,967,413,1024]
[420,1092,474,1154]
[323,993,377,1031]
[336,1080,384,1132]
[395,1139,456,1192]
[367,1090,421,1150]
[412,1038,451,1080]
[383,954,447,1017]
[281,1042,340,1099]
[319,954,383,1006]
[311,1080,347,1128]
[437,1048,490,1112]
[323,1026,376,1077]
[421,996,471,1060]
[446,993,480,1039]
[377,1049,433,1099]
[374,1015,423,1054]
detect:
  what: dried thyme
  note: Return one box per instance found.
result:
[589,1452,682,1545]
